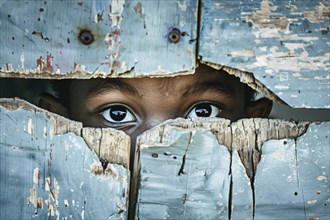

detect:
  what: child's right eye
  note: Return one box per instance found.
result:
[186,102,222,119]
[101,104,136,124]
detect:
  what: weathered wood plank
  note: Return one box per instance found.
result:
[0,0,197,78]
[134,118,329,219]
[254,139,305,219]
[199,0,330,108]
[0,99,130,219]
[231,149,253,219]
[137,129,231,219]
[254,123,330,219]
[296,123,330,219]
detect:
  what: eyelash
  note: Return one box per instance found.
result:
[185,102,223,119]
[99,103,137,126]
[99,101,224,126]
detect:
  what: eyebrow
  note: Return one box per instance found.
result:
[86,79,141,99]
[181,80,236,99]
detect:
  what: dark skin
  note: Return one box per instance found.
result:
[38,64,272,168]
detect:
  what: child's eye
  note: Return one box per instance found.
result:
[101,105,136,124]
[186,102,222,119]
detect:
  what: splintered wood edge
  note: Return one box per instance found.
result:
[129,117,310,213]
[0,67,196,79]
[200,60,285,105]
[0,98,131,169]
[1,60,284,107]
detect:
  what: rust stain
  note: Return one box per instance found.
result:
[91,160,119,178]
[32,31,49,42]
[96,10,104,23]
[246,0,290,32]
[27,187,44,210]
[304,3,330,23]
[134,2,142,14]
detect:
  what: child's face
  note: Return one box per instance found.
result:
[39,64,272,142]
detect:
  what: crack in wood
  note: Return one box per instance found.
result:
[0,98,130,169]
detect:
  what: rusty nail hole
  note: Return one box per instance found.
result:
[181,31,188,37]
[79,30,94,45]
[173,156,177,160]
[316,191,321,195]
[168,28,181,43]
[39,8,44,12]
[294,192,298,196]
[152,153,158,158]
[100,157,109,172]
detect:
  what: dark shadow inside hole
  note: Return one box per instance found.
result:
[0,78,329,122]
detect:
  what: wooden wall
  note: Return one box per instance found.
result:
[0,0,329,219]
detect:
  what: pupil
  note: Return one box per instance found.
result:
[110,106,127,121]
[195,103,211,117]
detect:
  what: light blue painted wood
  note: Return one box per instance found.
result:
[254,139,305,219]
[231,149,253,219]
[0,105,129,219]
[297,123,330,219]
[137,119,329,219]
[200,0,330,108]
[137,129,231,219]
[254,123,330,219]
[0,0,197,77]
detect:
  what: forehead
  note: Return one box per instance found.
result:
[70,64,246,97]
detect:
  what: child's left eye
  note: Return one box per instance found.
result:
[101,105,136,124]
[186,102,222,119]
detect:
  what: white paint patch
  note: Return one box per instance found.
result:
[109,0,125,28]
[177,0,187,11]
[43,126,47,139]
[307,199,317,205]
[27,118,34,135]
[229,50,254,57]
[314,75,330,80]
[274,85,289,90]
[64,199,69,207]
[317,175,327,181]
[33,167,39,184]
[81,209,85,220]
[20,53,25,70]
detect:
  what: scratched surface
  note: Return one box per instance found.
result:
[0,0,197,78]
[200,0,330,108]
[0,103,130,219]
[254,123,330,219]
[135,119,330,219]
[137,129,231,219]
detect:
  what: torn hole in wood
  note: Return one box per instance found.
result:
[200,60,285,105]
